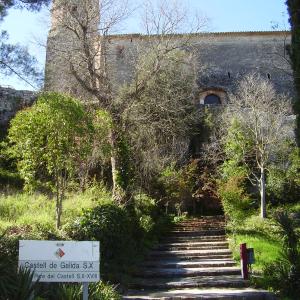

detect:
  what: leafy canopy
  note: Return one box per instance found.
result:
[8,92,94,190]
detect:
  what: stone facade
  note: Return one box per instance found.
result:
[0,1,294,131]
[44,1,293,103]
[45,29,293,104]
[0,86,36,133]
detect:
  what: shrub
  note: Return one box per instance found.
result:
[38,281,120,300]
[218,176,253,225]
[0,233,40,300]
[89,281,121,300]
[267,147,300,204]
[158,162,198,215]
[263,210,300,297]
[66,203,140,280]
[133,193,173,246]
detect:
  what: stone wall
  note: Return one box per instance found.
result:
[109,32,293,96]
[0,86,36,133]
[45,31,294,103]
[1,31,294,132]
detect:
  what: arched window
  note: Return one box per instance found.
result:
[204,94,221,105]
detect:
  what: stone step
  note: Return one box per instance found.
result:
[170,227,225,235]
[123,288,277,300]
[174,223,225,227]
[179,216,224,220]
[174,223,225,228]
[122,217,277,299]
[148,253,233,261]
[134,267,241,278]
[149,248,232,257]
[141,259,237,269]
[163,235,227,243]
[157,241,229,247]
[155,244,229,251]
[127,275,248,290]
[170,231,225,235]
[155,245,228,251]
[168,230,226,236]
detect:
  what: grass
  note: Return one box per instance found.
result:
[227,214,282,273]
[0,184,112,234]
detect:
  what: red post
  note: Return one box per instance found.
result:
[240,243,248,279]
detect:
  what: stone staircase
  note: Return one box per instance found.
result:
[123,216,276,299]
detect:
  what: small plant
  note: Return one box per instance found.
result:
[0,251,40,300]
[89,281,121,300]
[34,281,120,300]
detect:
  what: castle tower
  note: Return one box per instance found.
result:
[44,0,100,99]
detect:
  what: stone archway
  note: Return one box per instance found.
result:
[198,88,228,106]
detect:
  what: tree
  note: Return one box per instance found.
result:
[267,142,300,203]
[222,73,293,218]
[0,0,49,88]
[119,49,198,188]
[8,93,94,228]
[286,0,300,145]
[46,0,205,203]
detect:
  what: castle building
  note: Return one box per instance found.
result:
[44,1,293,106]
[0,1,294,129]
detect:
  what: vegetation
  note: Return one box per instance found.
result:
[286,0,300,145]
[228,214,281,271]
[8,93,94,228]
[49,0,204,203]
[263,210,300,298]
[221,74,293,218]
[208,74,300,298]
[120,49,198,189]
[0,185,172,298]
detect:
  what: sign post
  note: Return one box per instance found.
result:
[19,240,100,299]
[240,243,248,280]
[83,282,89,300]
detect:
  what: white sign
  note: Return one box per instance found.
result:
[19,240,100,282]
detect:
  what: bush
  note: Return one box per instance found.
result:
[36,281,120,300]
[133,193,173,246]
[66,203,141,281]
[263,210,300,298]
[133,194,156,233]
[89,281,121,300]
[158,162,198,215]
[218,176,253,225]
[267,148,300,205]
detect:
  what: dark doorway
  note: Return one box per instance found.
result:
[204,94,221,105]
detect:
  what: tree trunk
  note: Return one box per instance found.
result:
[56,195,62,229]
[55,186,62,229]
[260,167,266,219]
[109,128,126,204]
[55,173,65,229]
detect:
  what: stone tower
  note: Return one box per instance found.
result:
[44,0,100,99]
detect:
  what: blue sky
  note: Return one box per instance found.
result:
[0,0,289,90]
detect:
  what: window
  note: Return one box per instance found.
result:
[204,94,221,105]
